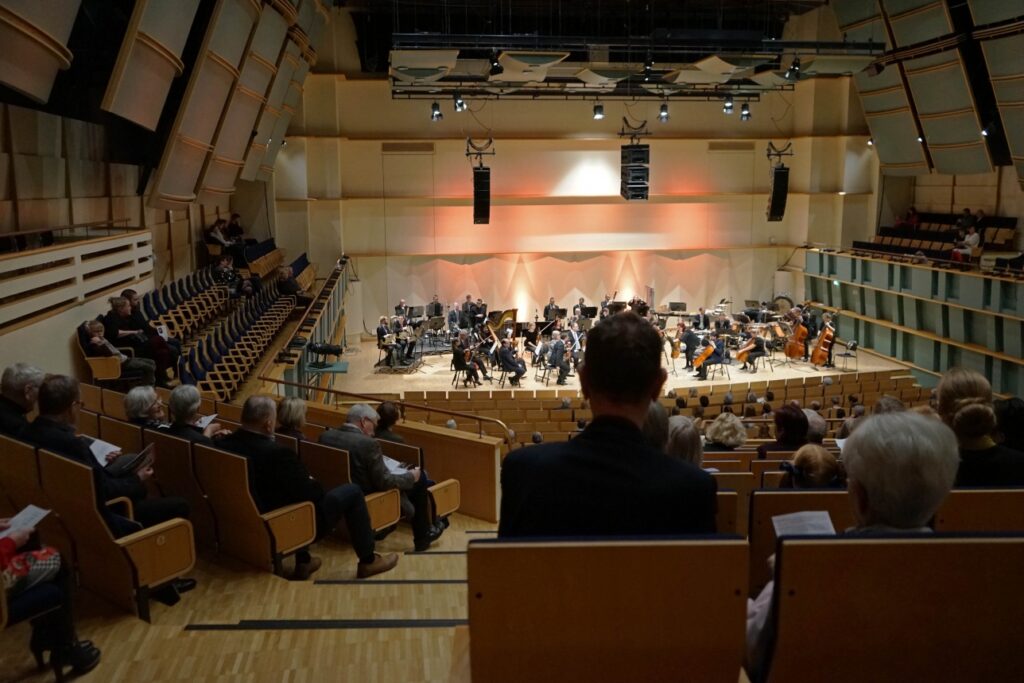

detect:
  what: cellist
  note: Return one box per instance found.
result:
[812,313,836,368]
[736,329,767,373]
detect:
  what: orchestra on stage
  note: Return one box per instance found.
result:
[372,291,837,383]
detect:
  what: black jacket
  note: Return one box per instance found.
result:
[217,428,323,513]
[956,444,1024,487]
[157,422,213,445]
[499,416,717,537]
[0,396,29,438]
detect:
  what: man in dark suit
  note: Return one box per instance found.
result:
[218,396,398,580]
[679,322,700,370]
[693,307,710,331]
[497,338,526,386]
[548,330,571,385]
[21,375,196,602]
[376,316,406,367]
[319,404,443,551]
[0,362,43,438]
[394,299,410,318]
[499,312,717,537]
[543,297,559,322]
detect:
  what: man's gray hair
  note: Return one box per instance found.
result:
[843,412,959,528]
[168,385,202,425]
[241,395,277,426]
[803,409,827,444]
[125,386,158,420]
[347,403,379,424]
[1,363,44,401]
[852,404,866,417]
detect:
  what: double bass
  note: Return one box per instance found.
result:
[784,308,808,359]
[810,320,835,366]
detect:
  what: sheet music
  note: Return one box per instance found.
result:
[384,455,408,477]
[156,325,169,341]
[835,438,847,452]
[195,414,217,429]
[0,504,51,538]
[89,438,121,465]
[772,511,836,537]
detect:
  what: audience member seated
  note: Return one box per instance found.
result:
[275,397,307,441]
[374,401,404,444]
[1,518,100,677]
[212,254,240,290]
[219,397,398,579]
[205,218,245,261]
[319,404,443,552]
[276,266,313,306]
[499,312,717,537]
[954,208,976,231]
[746,412,960,679]
[993,397,1024,453]
[81,320,156,387]
[703,412,747,452]
[894,206,919,229]
[779,444,845,489]
[497,338,526,386]
[225,213,257,245]
[950,224,980,263]
[641,401,669,451]
[756,404,808,459]
[937,367,1024,486]
[21,376,195,603]
[665,415,707,470]
[873,395,906,414]
[124,386,166,428]
[802,409,827,444]
[121,287,181,365]
[0,362,44,438]
[157,385,227,444]
[102,297,175,387]
[835,403,865,439]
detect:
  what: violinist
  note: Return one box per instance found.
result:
[498,338,526,386]
[452,331,481,386]
[737,330,767,373]
[566,322,584,371]
[522,322,540,365]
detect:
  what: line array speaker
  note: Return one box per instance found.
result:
[620,143,650,201]
[473,166,490,224]
[766,164,789,222]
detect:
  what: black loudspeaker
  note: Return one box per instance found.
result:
[766,164,789,222]
[473,166,490,224]
[620,143,650,201]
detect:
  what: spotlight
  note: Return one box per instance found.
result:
[723,96,734,114]
[740,103,751,121]
[917,135,924,143]
[643,56,654,82]
[430,101,443,122]
[658,102,669,122]
[453,92,467,112]
[489,51,503,77]
[981,127,989,137]
[785,56,801,81]
[867,138,874,146]
[593,103,605,120]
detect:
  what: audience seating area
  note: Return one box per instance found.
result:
[851,212,1018,266]
[141,267,229,340]
[241,239,285,279]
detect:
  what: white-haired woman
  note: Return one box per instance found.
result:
[124,386,165,428]
[157,385,227,443]
[703,412,747,452]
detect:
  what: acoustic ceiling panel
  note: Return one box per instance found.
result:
[883,0,952,47]
[101,0,201,130]
[0,0,81,103]
[149,0,261,208]
[240,39,302,181]
[831,0,889,47]
[967,0,1024,26]
[855,66,930,175]
[197,2,291,204]
[904,50,991,174]
[981,32,1024,188]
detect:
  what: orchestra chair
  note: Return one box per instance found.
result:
[193,444,315,576]
[496,368,510,388]
[451,366,466,387]
[0,437,76,570]
[835,340,858,372]
[752,353,773,373]
[462,538,748,683]
[37,450,195,621]
[764,534,1024,683]
[748,490,854,593]
[298,441,402,533]
[707,359,730,381]
[142,429,219,550]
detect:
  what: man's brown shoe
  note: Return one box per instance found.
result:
[290,556,322,581]
[356,552,399,579]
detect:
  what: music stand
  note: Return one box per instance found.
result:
[556,307,568,319]
[583,306,598,319]
[409,305,424,318]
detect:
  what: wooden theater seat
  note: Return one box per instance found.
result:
[711,472,756,535]
[141,429,218,549]
[298,441,402,532]
[765,535,1024,682]
[934,488,1024,531]
[193,444,316,575]
[37,450,195,621]
[716,490,738,534]
[378,438,462,518]
[98,415,143,453]
[463,538,748,683]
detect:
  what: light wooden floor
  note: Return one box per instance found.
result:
[0,515,496,683]
[247,335,907,400]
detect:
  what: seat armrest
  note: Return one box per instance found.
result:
[106,496,135,520]
[428,479,461,518]
[365,490,402,531]
[116,518,196,587]
[261,502,317,555]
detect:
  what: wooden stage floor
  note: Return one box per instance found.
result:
[248,336,907,400]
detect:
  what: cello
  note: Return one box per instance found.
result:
[692,339,716,369]
[783,308,808,359]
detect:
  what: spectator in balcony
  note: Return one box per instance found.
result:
[205,219,235,248]
[0,362,44,438]
[225,213,257,245]
[83,321,156,386]
[974,209,987,229]
[120,289,180,379]
[894,206,919,229]
[951,224,980,264]
[954,208,976,231]
[937,367,1024,486]
[277,266,314,306]
[102,297,174,387]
